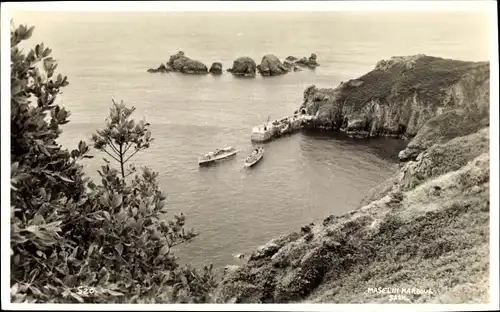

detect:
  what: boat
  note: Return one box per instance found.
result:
[198,146,238,165]
[245,146,265,168]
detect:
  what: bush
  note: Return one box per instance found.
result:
[10,23,217,303]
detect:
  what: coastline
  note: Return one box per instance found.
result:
[214,55,490,303]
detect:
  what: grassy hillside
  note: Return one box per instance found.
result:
[215,55,491,303]
[341,56,487,110]
[215,128,490,303]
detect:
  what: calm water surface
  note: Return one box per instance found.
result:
[13,11,489,268]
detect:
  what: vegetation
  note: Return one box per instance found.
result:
[340,55,486,110]
[10,22,490,305]
[216,150,490,303]
[10,23,216,303]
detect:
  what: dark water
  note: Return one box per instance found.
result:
[12,11,489,268]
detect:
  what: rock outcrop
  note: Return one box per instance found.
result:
[147,53,320,76]
[147,63,171,73]
[257,54,288,76]
[213,55,490,304]
[299,55,489,139]
[297,53,319,68]
[283,53,319,71]
[148,51,209,75]
[209,62,223,75]
[167,51,208,75]
[398,109,489,161]
[227,56,257,77]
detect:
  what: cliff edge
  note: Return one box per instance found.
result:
[214,55,490,304]
[300,55,489,141]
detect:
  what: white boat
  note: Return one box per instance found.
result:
[245,147,264,168]
[198,146,238,165]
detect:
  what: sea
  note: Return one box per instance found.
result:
[12,11,490,269]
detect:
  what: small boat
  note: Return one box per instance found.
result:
[245,146,264,168]
[198,146,238,165]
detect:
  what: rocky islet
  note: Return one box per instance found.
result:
[147,52,319,77]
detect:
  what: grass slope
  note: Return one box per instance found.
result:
[341,56,486,110]
[215,128,490,304]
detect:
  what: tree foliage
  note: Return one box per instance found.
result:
[10,22,217,304]
[91,100,153,179]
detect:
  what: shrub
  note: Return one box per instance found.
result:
[10,23,216,304]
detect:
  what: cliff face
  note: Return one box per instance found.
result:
[300,55,489,140]
[215,130,490,304]
[214,56,490,304]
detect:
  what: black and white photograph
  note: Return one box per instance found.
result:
[1,1,499,310]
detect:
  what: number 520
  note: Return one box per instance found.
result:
[76,286,96,295]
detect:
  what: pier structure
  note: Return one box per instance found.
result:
[251,113,315,142]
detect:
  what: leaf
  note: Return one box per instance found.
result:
[159,245,170,257]
[69,291,84,303]
[112,193,123,208]
[115,209,126,223]
[125,218,137,230]
[11,162,19,173]
[39,188,47,200]
[25,225,41,234]
[100,192,110,206]
[26,26,35,38]
[98,211,110,222]
[78,140,85,152]
[32,213,45,225]
[42,47,52,58]
[180,274,188,285]
[114,243,123,256]
[87,244,96,257]
[107,283,118,290]
[11,283,19,296]
[30,287,43,298]
[54,173,74,183]
[11,173,31,184]
[228,297,238,303]
[55,267,65,275]
[139,201,147,214]
[13,294,27,303]
[107,289,124,296]
[98,272,110,285]
[35,44,42,57]
[70,246,79,259]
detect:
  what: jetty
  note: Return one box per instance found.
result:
[251,113,315,142]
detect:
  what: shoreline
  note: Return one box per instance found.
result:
[214,55,490,303]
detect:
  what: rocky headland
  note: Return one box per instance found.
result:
[299,55,489,141]
[213,55,490,303]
